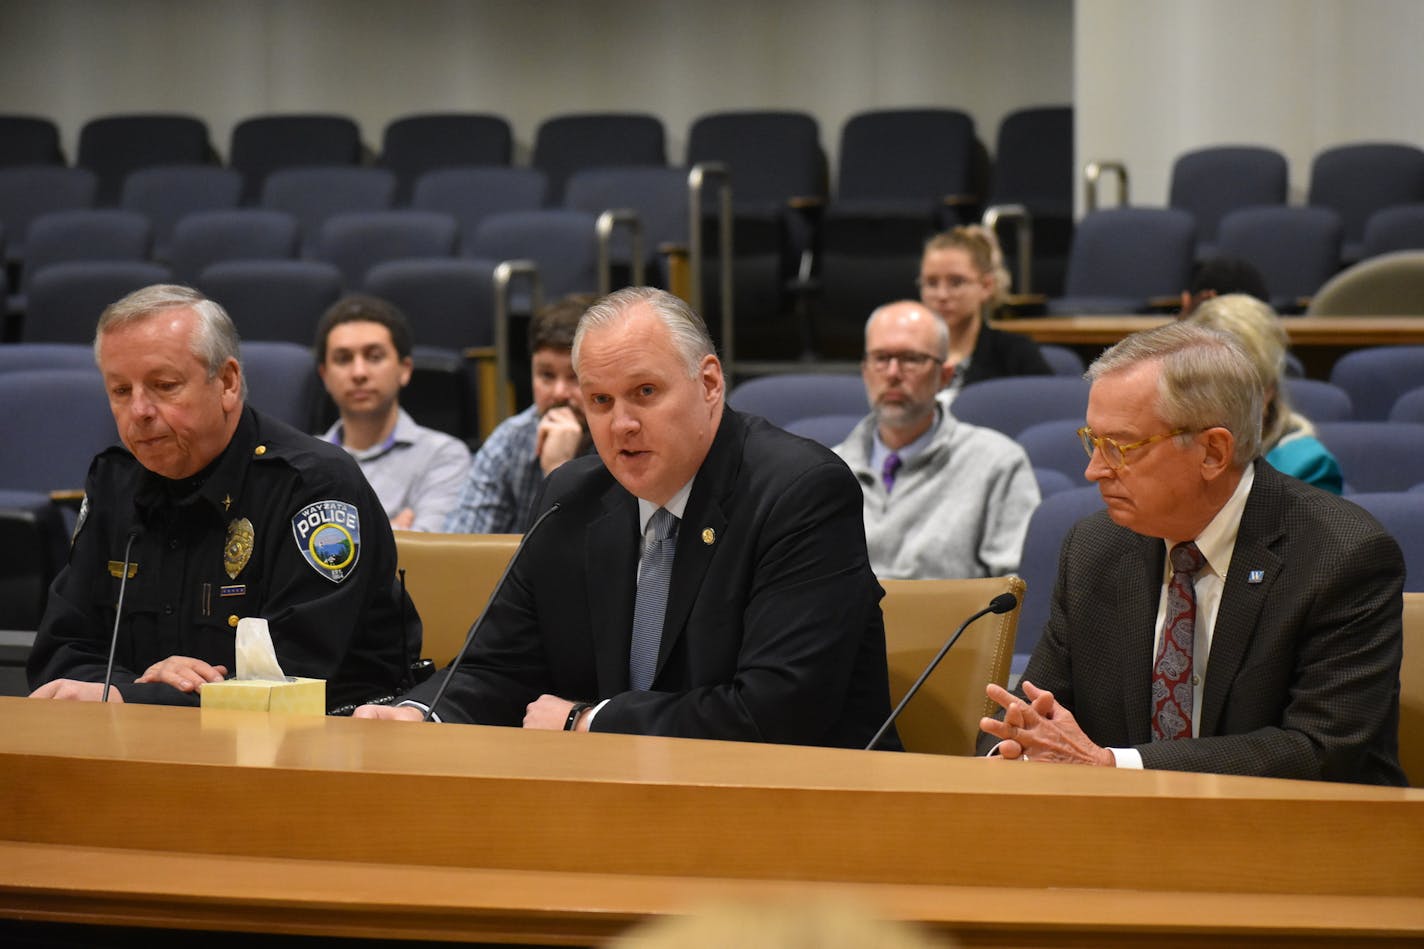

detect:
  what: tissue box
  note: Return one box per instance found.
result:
[201,677,326,715]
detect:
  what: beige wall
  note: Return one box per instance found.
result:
[6,0,1421,214]
[0,0,1074,173]
[1075,0,1424,209]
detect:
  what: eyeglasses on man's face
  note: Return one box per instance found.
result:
[863,350,942,373]
[1077,425,1189,469]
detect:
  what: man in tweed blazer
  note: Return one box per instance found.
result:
[978,323,1406,785]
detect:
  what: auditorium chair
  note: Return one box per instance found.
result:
[196,259,342,346]
[1169,145,1288,259]
[813,109,982,353]
[1016,417,1090,481]
[393,531,520,667]
[1215,205,1343,312]
[564,166,691,286]
[1390,388,1424,424]
[119,165,243,262]
[20,209,152,300]
[1307,142,1424,263]
[168,209,300,285]
[1315,422,1424,492]
[1012,485,1106,676]
[412,167,548,253]
[22,261,171,343]
[0,115,64,166]
[1327,344,1424,419]
[782,413,861,449]
[1362,203,1424,259]
[242,341,323,432]
[531,112,667,204]
[379,112,513,202]
[950,376,1092,438]
[76,113,214,206]
[363,257,503,441]
[315,210,458,288]
[726,373,866,427]
[229,113,364,203]
[260,167,397,257]
[1284,378,1355,422]
[984,106,1074,296]
[1048,207,1196,315]
[880,575,1022,755]
[1347,492,1424,594]
[0,166,96,271]
[1306,251,1424,318]
[468,209,601,305]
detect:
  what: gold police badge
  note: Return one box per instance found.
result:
[224,517,254,579]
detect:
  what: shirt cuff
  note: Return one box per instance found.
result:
[397,699,440,723]
[1109,746,1143,769]
[581,698,611,730]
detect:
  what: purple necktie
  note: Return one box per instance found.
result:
[1152,542,1205,741]
[881,452,902,493]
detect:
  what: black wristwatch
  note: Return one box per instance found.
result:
[564,701,594,731]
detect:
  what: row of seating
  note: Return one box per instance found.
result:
[1104,142,1424,265]
[1047,204,1424,315]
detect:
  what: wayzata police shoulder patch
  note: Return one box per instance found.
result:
[291,500,361,583]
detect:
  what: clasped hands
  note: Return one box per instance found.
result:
[979,681,1114,767]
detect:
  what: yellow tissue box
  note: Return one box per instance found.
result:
[200,677,326,715]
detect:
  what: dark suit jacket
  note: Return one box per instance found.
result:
[978,461,1405,784]
[407,408,898,749]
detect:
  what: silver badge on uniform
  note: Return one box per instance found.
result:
[291,499,361,584]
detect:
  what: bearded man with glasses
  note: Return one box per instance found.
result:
[832,301,1038,580]
[977,322,1406,785]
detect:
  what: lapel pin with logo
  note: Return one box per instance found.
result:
[1248,569,1265,584]
[701,527,716,545]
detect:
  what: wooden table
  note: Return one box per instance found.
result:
[1,699,1421,946]
[996,315,1424,379]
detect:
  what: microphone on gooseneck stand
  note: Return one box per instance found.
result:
[101,528,142,703]
[422,502,562,722]
[864,591,1018,751]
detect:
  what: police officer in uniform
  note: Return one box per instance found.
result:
[27,285,420,711]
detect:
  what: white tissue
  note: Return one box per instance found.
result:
[234,617,288,681]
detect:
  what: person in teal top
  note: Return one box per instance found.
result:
[1188,294,1343,494]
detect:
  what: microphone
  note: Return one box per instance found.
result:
[101,528,141,703]
[865,591,1018,751]
[421,501,562,722]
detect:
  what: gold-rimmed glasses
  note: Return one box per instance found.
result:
[1077,425,1188,469]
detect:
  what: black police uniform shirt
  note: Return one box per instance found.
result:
[27,405,421,710]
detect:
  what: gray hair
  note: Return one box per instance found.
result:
[95,284,246,400]
[572,286,716,380]
[865,301,950,360]
[1086,321,1263,466]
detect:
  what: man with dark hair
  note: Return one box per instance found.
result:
[358,287,896,750]
[443,294,593,533]
[978,322,1405,784]
[1180,256,1270,315]
[315,294,469,532]
[29,285,419,711]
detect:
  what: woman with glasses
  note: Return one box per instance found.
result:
[917,225,1051,395]
[1187,294,1342,493]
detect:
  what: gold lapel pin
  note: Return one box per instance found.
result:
[701,527,716,545]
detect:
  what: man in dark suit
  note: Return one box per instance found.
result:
[978,322,1405,784]
[357,287,897,749]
